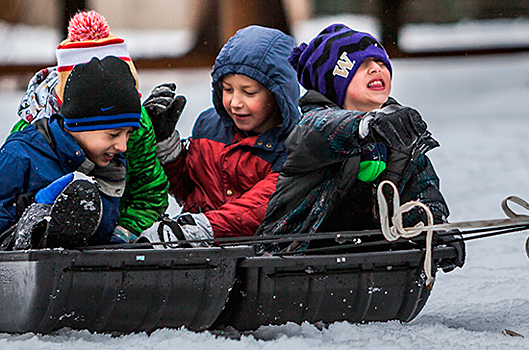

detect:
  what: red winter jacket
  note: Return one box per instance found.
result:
[163,26,300,237]
[164,115,282,237]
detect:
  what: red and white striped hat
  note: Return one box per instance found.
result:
[55,11,138,100]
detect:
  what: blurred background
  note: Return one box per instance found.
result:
[1,0,529,79]
[1,0,528,219]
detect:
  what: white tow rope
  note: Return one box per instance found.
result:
[377,180,529,290]
[377,180,435,288]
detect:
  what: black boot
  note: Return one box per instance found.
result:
[43,178,102,249]
[11,203,52,250]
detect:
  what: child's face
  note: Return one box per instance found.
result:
[68,127,134,167]
[221,74,281,134]
[342,58,391,112]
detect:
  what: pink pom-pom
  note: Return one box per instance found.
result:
[68,11,110,42]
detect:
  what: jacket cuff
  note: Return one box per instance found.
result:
[156,129,181,165]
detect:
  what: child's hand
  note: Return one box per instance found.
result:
[369,105,427,152]
[143,83,187,142]
[367,105,428,184]
[136,213,213,248]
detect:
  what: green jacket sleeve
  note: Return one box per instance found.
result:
[10,120,29,133]
[119,107,169,235]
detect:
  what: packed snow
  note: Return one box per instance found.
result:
[0,14,529,350]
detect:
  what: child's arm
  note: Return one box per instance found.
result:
[204,171,280,238]
[118,108,169,236]
[0,153,28,234]
[285,109,369,174]
[162,142,194,203]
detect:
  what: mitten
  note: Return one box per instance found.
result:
[363,105,428,183]
[113,225,138,244]
[176,213,214,247]
[368,104,427,152]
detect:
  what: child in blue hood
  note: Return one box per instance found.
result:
[0,56,141,249]
[138,25,300,247]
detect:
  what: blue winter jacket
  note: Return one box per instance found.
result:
[0,115,124,245]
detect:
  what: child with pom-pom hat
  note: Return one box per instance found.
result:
[10,10,171,243]
[0,56,142,250]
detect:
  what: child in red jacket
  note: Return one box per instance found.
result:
[138,25,300,247]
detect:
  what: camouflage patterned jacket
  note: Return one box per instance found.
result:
[258,91,450,238]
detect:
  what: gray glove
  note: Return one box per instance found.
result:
[137,213,213,249]
[143,83,187,142]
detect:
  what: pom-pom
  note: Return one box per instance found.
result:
[287,42,307,69]
[68,11,110,42]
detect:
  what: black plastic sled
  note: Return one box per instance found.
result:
[0,238,458,334]
[0,247,252,334]
[212,246,456,331]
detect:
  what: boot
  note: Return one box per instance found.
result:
[43,177,102,249]
[11,203,51,250]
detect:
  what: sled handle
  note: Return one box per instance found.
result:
[377,183,529,291]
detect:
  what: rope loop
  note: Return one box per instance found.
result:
[501,196,529,219]
[377,180,435,289]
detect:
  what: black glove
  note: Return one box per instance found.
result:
[435,230,466,273]
[368,105,428,184]
[143,83,187,142]
[369,104,427,152]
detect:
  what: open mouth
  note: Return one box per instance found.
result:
[367,78,385,89]
[103,153,115,162]
[233,112,250,119]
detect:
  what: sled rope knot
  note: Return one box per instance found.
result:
[377,180,435,289]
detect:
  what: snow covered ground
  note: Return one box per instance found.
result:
[0,15,529,350]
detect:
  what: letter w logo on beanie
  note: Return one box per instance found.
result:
[333,52,355,78]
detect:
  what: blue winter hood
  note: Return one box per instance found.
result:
[211,25,300,134]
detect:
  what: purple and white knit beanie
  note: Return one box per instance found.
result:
[288,23,392,107]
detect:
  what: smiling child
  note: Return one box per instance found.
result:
[136,25,300,246]
[0,56,141,249]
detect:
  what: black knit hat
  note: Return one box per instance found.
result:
[61,56,141,132]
